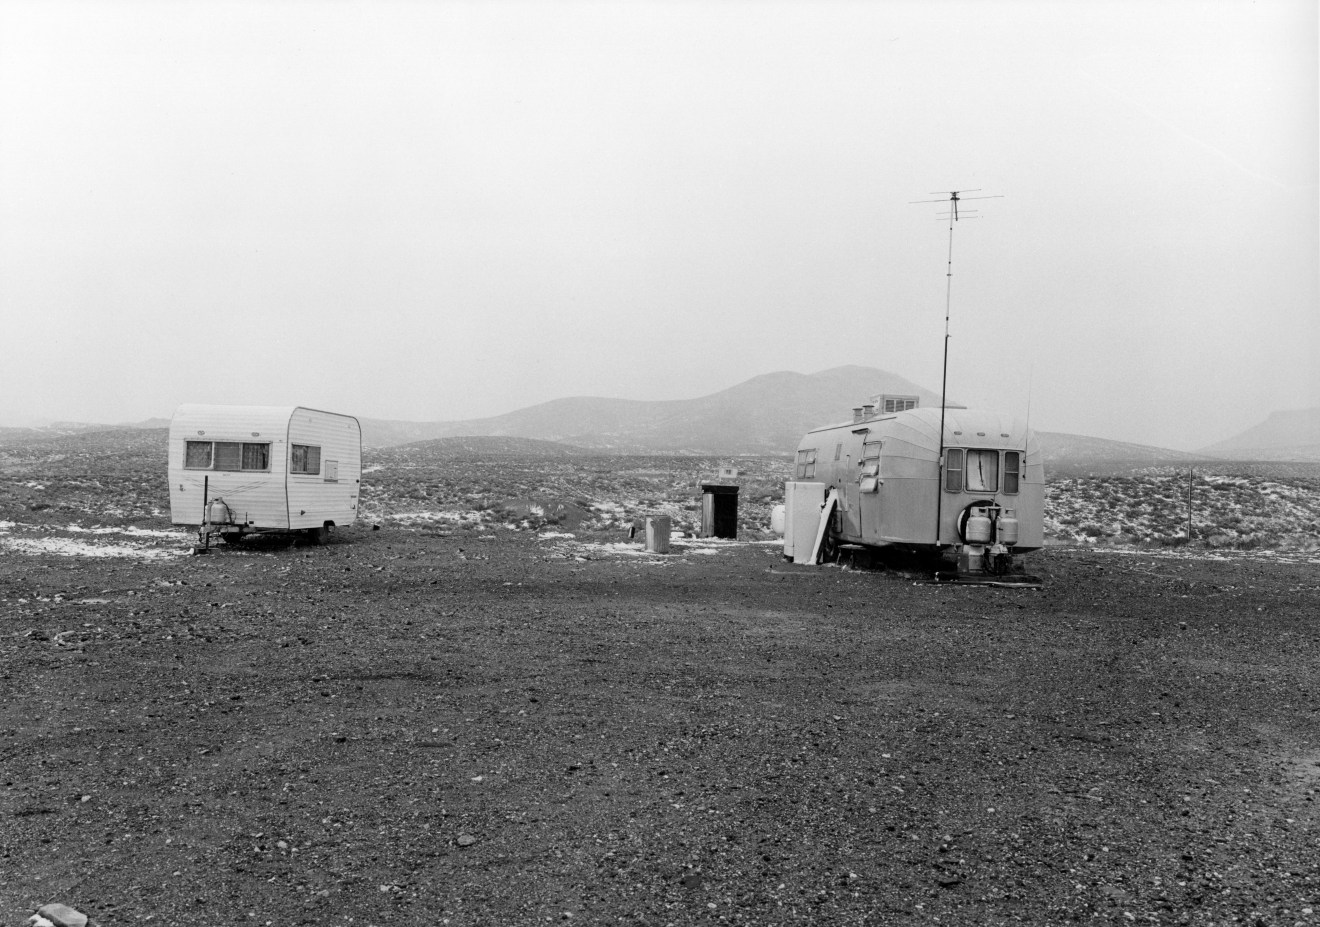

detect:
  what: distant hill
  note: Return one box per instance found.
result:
[7,372,1309,469]
[1037,431,1212,476]
[392,435,593,457]
[361,366,945,452]
[0,418,171,444]
[1196,408,1320,462]
[0,425,168,450]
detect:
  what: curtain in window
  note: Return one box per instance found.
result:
[291,445,321,474]
[965,450,999,492]
[242,443,269,470]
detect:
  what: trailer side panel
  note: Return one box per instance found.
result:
[285,408,362,530]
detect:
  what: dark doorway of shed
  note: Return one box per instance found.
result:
[700,484,739,539]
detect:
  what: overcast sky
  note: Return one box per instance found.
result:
[1,0,1315,450]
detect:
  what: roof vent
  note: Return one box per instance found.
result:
[878,394,919,414]
[862,404,875,419]
[852,407,864,424]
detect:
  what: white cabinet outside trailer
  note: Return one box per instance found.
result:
[168,404,362,545]
[782,480,826,564]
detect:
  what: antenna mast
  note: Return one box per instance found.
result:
[910,188,1001,546]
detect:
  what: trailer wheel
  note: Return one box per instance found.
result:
[818,529,839,564]
[307,525,331,545]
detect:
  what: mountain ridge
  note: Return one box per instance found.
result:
[358,366,946,452]
[4,368,1310,462]
[1196,407,1320,462]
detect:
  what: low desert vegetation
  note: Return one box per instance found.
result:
[2,430,1318,554]
[360,450,790,538]
[1045,466,1320,551]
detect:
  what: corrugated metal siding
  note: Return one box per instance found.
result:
[285,408,362,529]
[168,405,297,528]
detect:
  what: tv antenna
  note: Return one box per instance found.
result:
[910,189,1002,545]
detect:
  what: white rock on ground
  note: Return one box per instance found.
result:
[33,904,89,927]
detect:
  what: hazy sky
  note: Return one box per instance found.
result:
[1,0,1315,450]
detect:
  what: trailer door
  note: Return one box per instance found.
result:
[857,437,883,544]
[837,440,862,540]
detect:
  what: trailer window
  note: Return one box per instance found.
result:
[185,440,270,471]
[1003,454,1024,496]
[291,444,321,475]
[213,442,241,470]
[965,449,999,492]
[862,441,882,461]
[185,441,213,468]
[944,448,964,492]
[242,443,269,470]
[795,448,817,479]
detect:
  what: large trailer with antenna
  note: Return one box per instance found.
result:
[783,189,1043,582]
[787,399,1043,578]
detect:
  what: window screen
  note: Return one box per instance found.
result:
[1004,451,1021,494]
[213,442,241,470]
[185,441,213,469]
[965,450,999,492]
[944,448,964,492]
[291,444,322,474]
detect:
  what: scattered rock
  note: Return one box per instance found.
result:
[34,904,89,927]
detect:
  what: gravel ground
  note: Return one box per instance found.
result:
[2,526,1318,926]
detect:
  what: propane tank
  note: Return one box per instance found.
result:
[965,506,993,544]
[207,499,232,525]
[770,504,786,536]
[996,509,1019,546]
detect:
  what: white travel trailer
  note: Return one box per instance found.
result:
[789,401,1043,577]
[168,404,362,544]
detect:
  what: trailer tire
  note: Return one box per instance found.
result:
[307,525,331,546]
[818,529,839,564]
